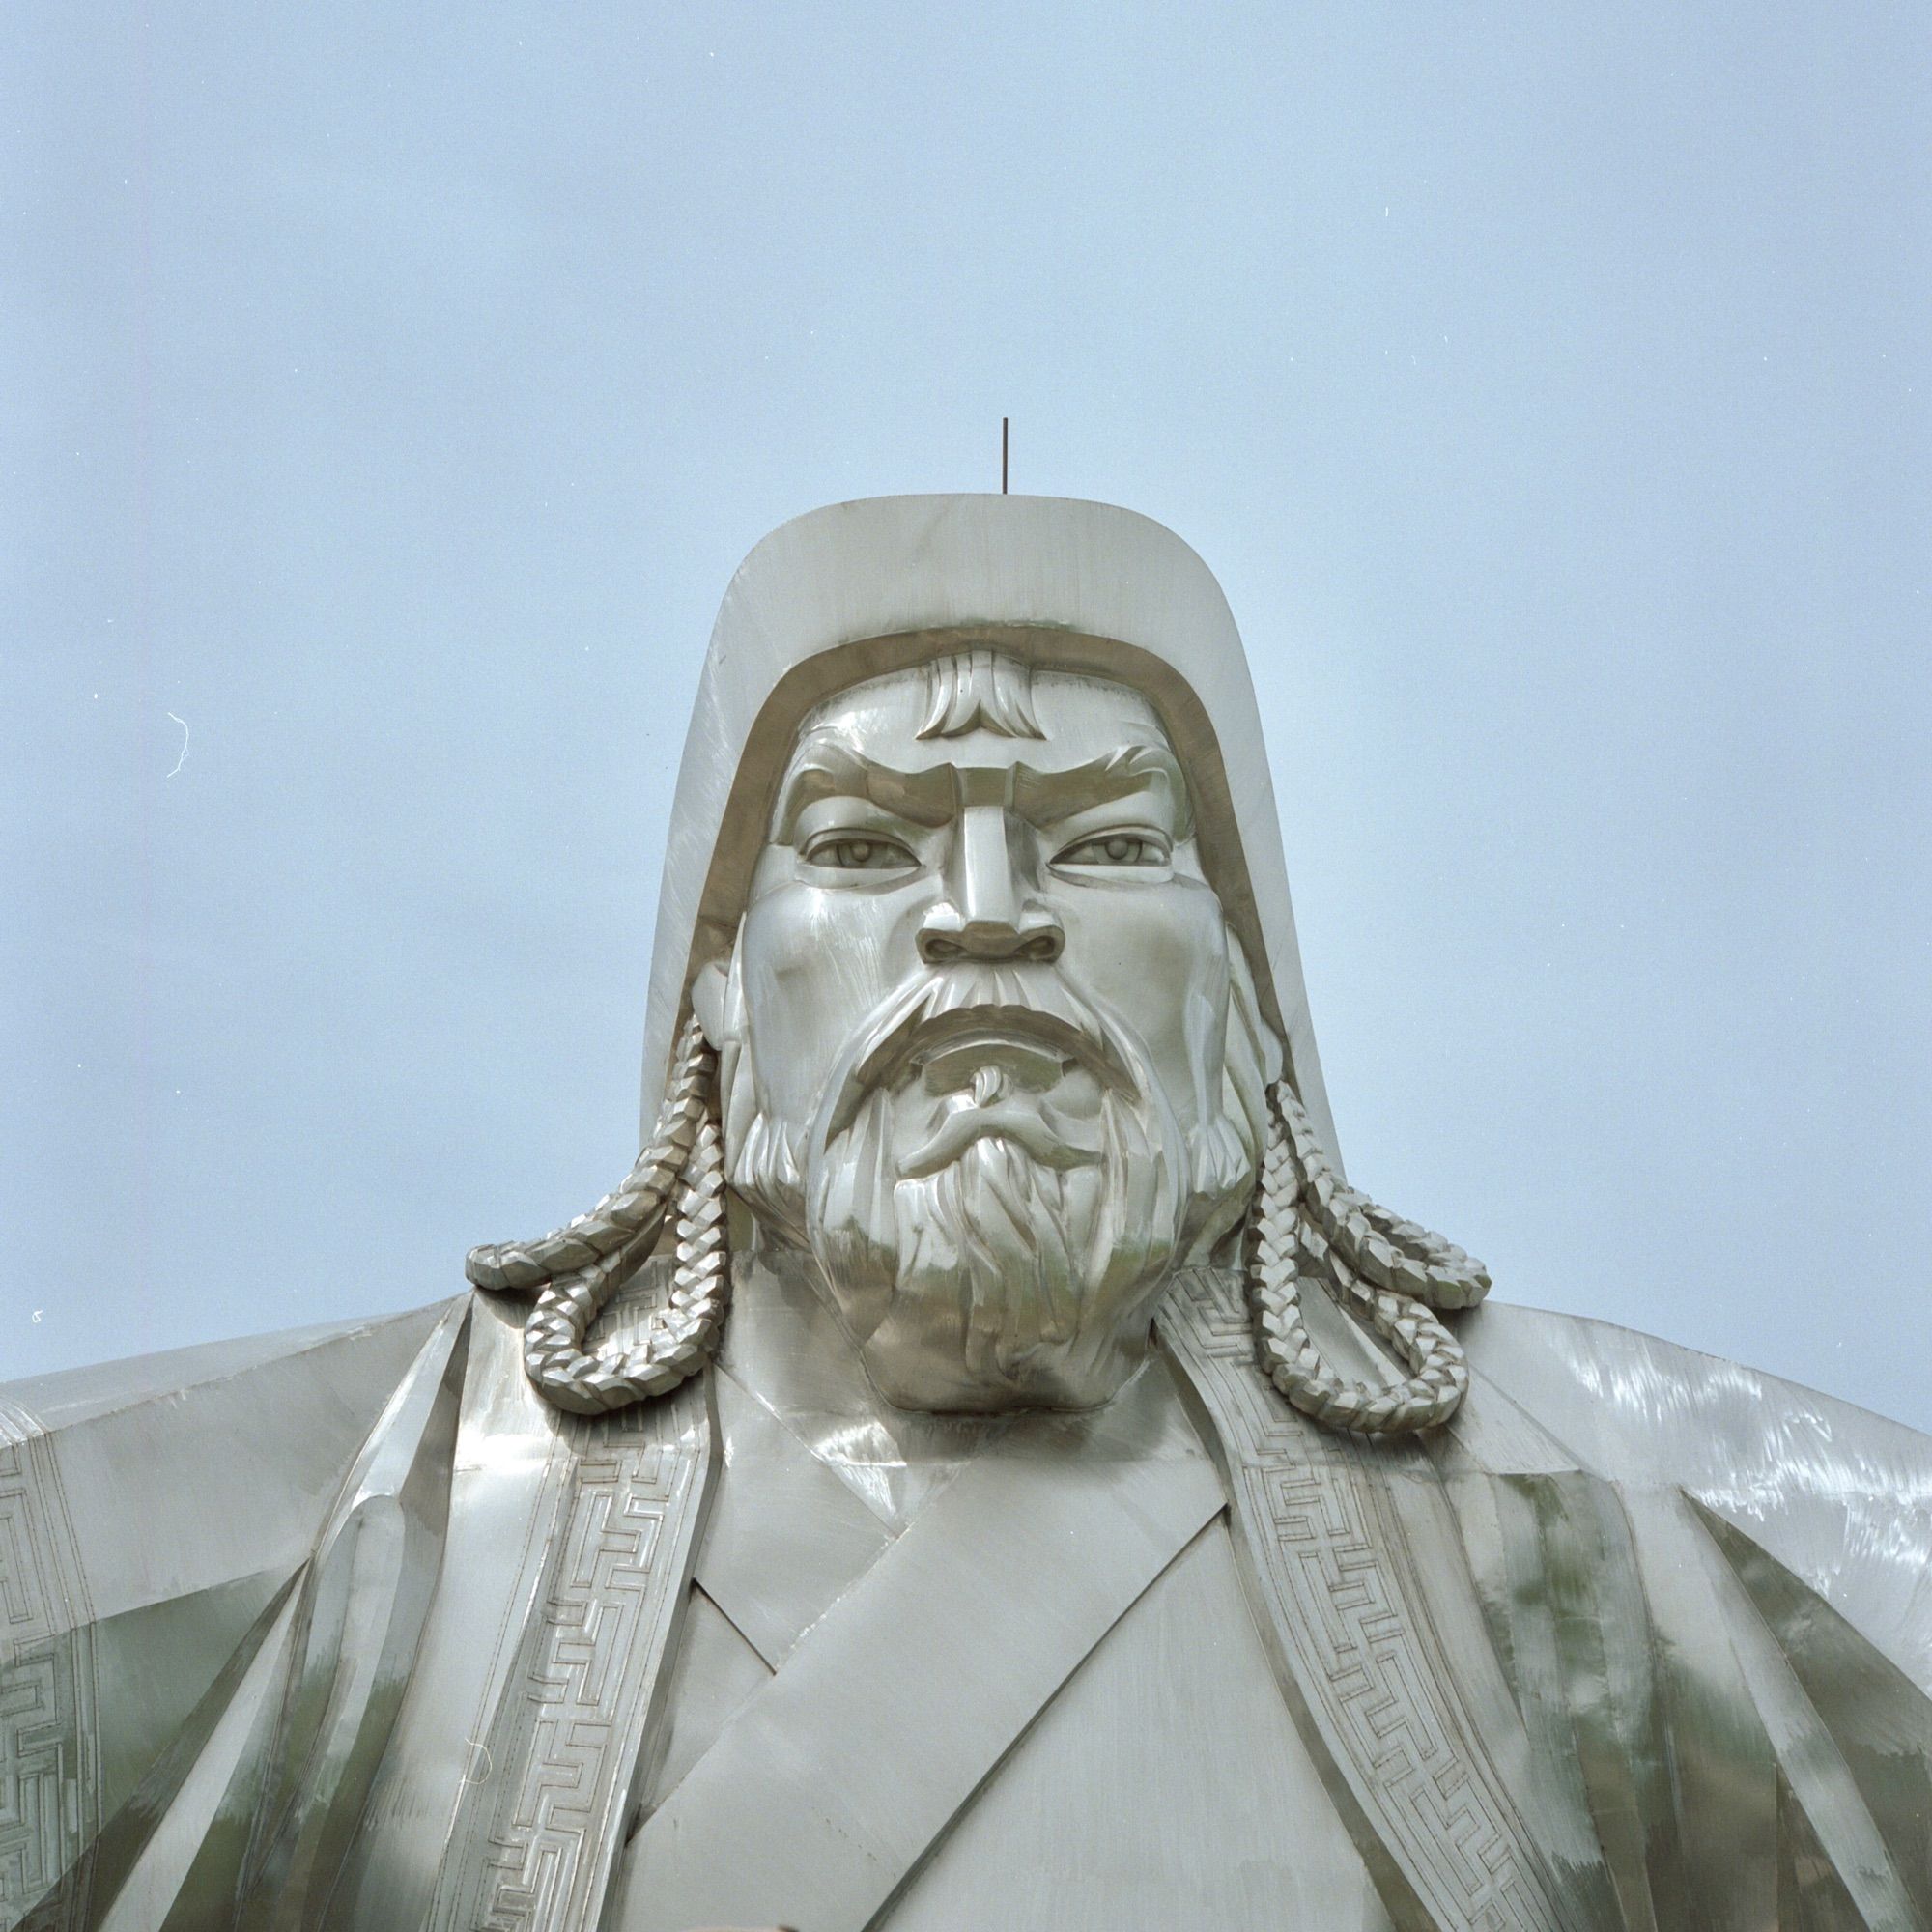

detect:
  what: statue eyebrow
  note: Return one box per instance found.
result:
[1012,743,1191,831]
[772,738,956,835]
[771,735,1192,838]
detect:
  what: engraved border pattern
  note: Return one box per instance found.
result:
[1163,1269,1564,1932]
[0,1402,98,1932]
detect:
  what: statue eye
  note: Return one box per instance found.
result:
[1055,832,1169,867]
[805,834,917,871]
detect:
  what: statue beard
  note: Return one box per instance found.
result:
[724,965,1256,1410]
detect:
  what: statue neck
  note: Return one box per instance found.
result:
[715,1251,1090,1533]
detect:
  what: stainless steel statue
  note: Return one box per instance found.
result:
[5,497,1930,1932]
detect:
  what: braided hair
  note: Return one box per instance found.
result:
[468,1017,1489,1436]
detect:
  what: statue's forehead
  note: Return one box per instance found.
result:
[788,660,1177,777]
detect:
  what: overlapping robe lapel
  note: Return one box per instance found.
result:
[1166,1266,1932,1932]
[316,1278,713,1932]
[614,1352,1226,1932]
[44,1278,716,1932]
[1162,1266,1612,1932]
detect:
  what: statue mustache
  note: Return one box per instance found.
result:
[897,1095,1103,1179]
[814,963,1143,1150]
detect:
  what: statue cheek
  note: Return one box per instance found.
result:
[739,886,911,1108]
[761,888,916,996]
[1064,885,1230,1094]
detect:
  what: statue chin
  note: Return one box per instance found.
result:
[789,1083,1192,1413]
[853,1309,1158,1413]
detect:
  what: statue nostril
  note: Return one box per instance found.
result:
[1021,933,1061,961]
[923,934,964,962]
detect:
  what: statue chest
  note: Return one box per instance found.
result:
[608,1349,1384,1932]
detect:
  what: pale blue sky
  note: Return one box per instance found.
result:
[5,5,1927,1426]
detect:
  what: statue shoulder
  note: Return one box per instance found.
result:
[1459,1295,1931,1470]
[2,1301,454,1443]
[1459,1295,1932,1692]
[0,1297,459,1620]
[0,1299,461,1926]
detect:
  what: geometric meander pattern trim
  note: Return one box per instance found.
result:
[466,1432,697,1932]
[0,1410,98,1932]
[1163,1267,1560,1929]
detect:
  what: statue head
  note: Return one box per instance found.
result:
[696,649,1274,1408]
[469,497,1486,1434]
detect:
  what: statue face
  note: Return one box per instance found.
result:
[712,652,1264,1410]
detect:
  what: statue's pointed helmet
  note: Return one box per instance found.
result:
[641,493,1342,1165]
[476,492,1483,1434]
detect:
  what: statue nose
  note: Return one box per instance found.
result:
[919,805,1065,965]
[918,913,1064,965]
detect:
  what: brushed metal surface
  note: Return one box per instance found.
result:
[612,1355,1225,1932]
[636,1585,771,1815]
[639,496,1338,1163]
[7,495,1930,1932]
[886,1520,1399,1932]
[694,1365,892,1667]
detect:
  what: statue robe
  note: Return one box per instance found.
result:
[4,1260,1930,1932]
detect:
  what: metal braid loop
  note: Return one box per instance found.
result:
[463,1015,730,1417]
[464,1013,714,1293]
[1274,1079,1492,1311]
[1248,1080,1486,1435]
